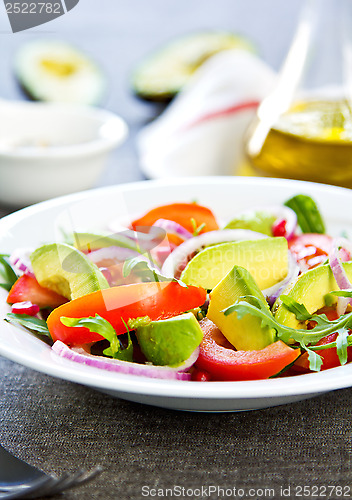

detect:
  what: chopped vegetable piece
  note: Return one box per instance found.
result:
[11,301,40,316]
[131,203,219,234]
[195,318,300,380]
[47,281,207,346]
[7,275,68,309]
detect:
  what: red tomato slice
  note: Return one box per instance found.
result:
[292,331,352,372]
[47,281,207,346]
[131,202,219,234]
[288,234,334,270]
[7,275,67,309]
[195,318,300,381]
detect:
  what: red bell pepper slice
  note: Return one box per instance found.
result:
[7,275,67,309]
[131,202,219,234]
[47,281,207,346]
[195,318,300,381]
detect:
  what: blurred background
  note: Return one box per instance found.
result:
[0,0,310,207]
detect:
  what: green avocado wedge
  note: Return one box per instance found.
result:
[30,243,109,300]
[274,262,352,329]
[180,237,288,291]
[207,266,275,350]
[72,232,139,253]
[224,211,276,236]
[132,31,256,101]
[134,312,203,367]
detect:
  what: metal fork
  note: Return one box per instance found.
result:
[0,444,102,499]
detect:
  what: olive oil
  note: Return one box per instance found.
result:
[245,99,352,188]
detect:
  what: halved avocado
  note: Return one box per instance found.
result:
[14,40,106,105]
[132,31,256,101]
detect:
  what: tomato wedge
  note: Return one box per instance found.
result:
[131,202,219,234]
[47,281,206,346]
[7,275,67,309]
[195,319,300,381]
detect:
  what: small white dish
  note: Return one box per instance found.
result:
[0,177,351,412]
[0,100,128,206]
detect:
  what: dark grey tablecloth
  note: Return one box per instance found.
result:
[1,1,352,499]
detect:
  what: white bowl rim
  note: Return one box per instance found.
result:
[0,102,128,159]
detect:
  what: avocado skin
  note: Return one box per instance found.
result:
[274,261,352,329]
[135,312,203,367]
[14,40,106,105]
[207,265,275,351]
[30,243,109,300]
[132,31,256,101]
[180,237,288,291]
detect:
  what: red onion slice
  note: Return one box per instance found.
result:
[329,238,352,316]
[161,229,267,278]
[152,218,192,240]
[9,248,35,277]
[52,341,200,381]
[263,251,300,306]
[86,246,141,265]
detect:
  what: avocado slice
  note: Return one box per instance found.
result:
[224,211,276,236]
[274,262,352,329]
[72,232,139,253]
[132,31,256,101]
[134,312,203,366]
[30,243,109,300]
[180,237,288,291]
[207,266,275,350]
[14,40,106,105]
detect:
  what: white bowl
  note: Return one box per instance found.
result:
[0,177,352,412]
[0,100,128,206]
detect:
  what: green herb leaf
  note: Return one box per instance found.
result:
[280,295,312,321]
[190,218,206,236]
[0,254,19,291]
[60,314,133,362]
[284,194,325,234]
[122,257,187,287]
[305,346,323,371]
[336,329,349,365]
[5,313,51,337]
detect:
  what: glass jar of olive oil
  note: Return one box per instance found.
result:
[244,0,352,188]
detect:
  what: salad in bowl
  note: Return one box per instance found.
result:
[2,191,352,384]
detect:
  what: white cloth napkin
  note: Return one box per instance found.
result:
[137,49,277,179]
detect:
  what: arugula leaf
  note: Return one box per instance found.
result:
[336,329,349,365]
[0,254,18,291]
[284,194,325,234]
[122,257,187,287]
[123,257,163,282]
[60,314,133,362]
[304,346,323,372]
[280,295,312,321]
[223,295,352,371]
[5,313,51,338]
